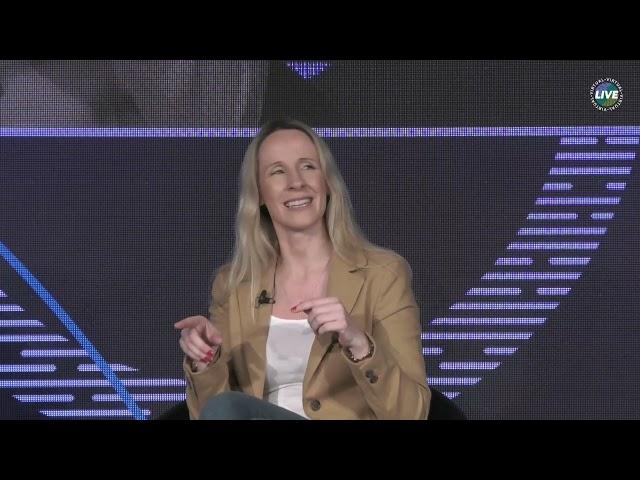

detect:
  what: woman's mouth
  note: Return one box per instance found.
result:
[284,197,312,209]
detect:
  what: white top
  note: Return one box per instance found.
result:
[264,315,315,419]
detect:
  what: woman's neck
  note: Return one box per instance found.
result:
[276,233,333,281]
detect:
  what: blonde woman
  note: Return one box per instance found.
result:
[175,119,430,419]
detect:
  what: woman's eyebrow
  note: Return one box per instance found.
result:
[265,157,317,169]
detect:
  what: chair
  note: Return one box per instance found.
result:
[154,387,466,420]
[426,388,467,420]
[156,399,190,420]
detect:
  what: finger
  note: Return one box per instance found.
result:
[174,315,208,330]
[305,304,341,317]
[174,316,201,330]
[317,320,342,336]
[293,297,339,313]
[186,330,215,358]
[306,305,341,329]
[309,313,339,332]
[182,338,209,362]
[179,337,209,362]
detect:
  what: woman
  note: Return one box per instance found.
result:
[175,119,430,419]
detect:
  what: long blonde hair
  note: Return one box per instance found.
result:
[219,119,392,306]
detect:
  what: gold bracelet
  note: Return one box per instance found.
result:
[344,335,374,363]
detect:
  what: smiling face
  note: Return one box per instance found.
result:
[257,128,329,233]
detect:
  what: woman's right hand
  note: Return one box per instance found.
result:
[174,315,223,368]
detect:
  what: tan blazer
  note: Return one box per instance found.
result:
[184,248,431,419]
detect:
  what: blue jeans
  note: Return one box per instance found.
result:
[200,391,308,420]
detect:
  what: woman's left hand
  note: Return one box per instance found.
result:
[292,297,370,356]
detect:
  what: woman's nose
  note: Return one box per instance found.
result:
[287,170,305,188]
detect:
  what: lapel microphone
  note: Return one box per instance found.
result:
[255,289,275,308]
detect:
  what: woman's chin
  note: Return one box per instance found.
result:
[276,218,324,233]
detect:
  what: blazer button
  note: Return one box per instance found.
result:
[310,399,321,411]
[369,375,379,384]
[365,370,375,379]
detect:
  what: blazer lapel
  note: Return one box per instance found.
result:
[236,260,276,398]
[303,249,368,385]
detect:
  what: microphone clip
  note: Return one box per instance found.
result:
[255,289,275,308]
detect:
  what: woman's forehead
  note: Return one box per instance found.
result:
[258,129,318,160]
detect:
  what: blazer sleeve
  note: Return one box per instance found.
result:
[183,267,235,419]
[342,256,431,419]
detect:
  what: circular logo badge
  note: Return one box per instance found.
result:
[590,78,623,111]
